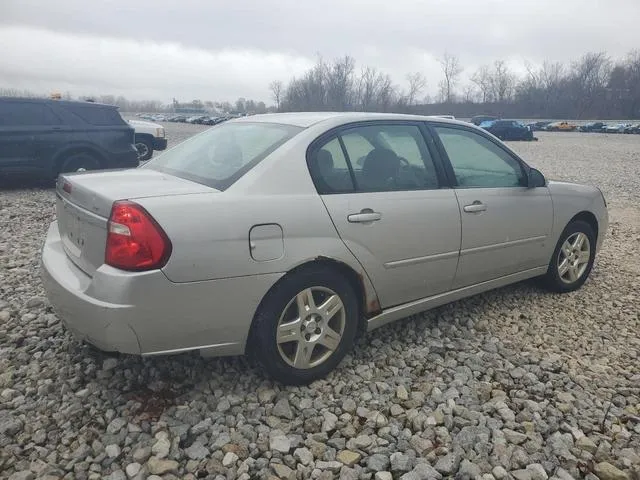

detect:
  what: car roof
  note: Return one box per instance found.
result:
[0,97,118,109]
[230,111,468,128]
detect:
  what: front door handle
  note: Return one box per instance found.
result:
[463,201,487,213]
[348,208,382,223]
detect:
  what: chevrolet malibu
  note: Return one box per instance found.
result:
[41,112,608,384]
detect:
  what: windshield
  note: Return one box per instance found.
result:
[143,122,302,190]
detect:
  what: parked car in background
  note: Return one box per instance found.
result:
[0,97,138,178]
[527,121,552,131]
[579,122,606,133]
[128,119,167,161]
[480,119,536,141]
[41,112,607,384]
[547,121,577,132]
[471,115,498,126]
[623,124,640,134]
[603,123,629,134]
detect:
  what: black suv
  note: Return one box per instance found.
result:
[0,98,138,179]
[481,120,535,141]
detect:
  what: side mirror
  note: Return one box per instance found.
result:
[527,167,546,188]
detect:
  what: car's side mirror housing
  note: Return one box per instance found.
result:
[527,167,546,188]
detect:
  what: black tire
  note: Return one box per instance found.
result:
[541,220,596,293]
[250,265,359,385]
[135,136,154,161]
[58,153,100,176]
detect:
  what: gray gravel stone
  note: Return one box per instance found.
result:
[185,441,209,460]
[294,447,314,465]
[270,435,291,453]
[125,463,141,478]
[8,472,35,480]
[222,452,238,467]
[390,452,413,473]
[593,462,629,480]
[375,473,393,480]
[435,453,461,475]
[273,398,294,419]
[367,454,390,471]
[401,463,443,480]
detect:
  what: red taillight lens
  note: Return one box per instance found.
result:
[105,201,172,271]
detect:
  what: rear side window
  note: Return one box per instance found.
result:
[0,102,61,126]
[61,105,126,126]
[309,137,355,194]
[144,122,302,190]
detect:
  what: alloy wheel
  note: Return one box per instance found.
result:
[276,287,346,369]
[557,232,591,284]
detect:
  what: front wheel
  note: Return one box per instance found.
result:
[542,220,596,293]
[135,137,154,161]
[250,266,359,385]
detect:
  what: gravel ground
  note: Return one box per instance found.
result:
[1,128,639,480]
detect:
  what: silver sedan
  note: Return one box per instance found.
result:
[41,112,608,384]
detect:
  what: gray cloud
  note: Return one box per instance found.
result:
[2,0,639,102]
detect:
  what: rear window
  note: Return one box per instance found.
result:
[143,122,302,190]
[60,104,126,126]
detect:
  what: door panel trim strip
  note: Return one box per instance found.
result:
[460,235,547,256]
[384,250,459,269]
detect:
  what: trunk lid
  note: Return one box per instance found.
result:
[56,169,216,276]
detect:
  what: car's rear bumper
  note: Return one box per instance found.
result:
[41,221,283,357]
[152,138,168,151]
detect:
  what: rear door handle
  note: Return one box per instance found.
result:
[348,209,382,223]
[463,201,487,213]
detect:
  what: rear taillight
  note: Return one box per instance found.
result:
[105,201,172,271]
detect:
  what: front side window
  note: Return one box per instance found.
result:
[144,122,302,190]
[434,126,526,188]
[312,124,439,193]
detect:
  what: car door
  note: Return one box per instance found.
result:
[430,124,553,289]
[0,101,38,170]
[0,100,62,172]
[307,122,461,308]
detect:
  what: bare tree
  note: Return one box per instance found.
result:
[438,53,463,103]
[489,60,515,103]
[325,56,356,110]
[269,80,284,111]
[569,52,611,116]
[462,84,478,103]
[471,65,492,103]
[405,72,426,106]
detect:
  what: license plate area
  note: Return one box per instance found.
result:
[62,211,86,257]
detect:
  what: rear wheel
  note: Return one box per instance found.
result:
[58,153,100,176]
[542,220,596,293]
[250,266,359,385]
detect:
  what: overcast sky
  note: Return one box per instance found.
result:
[1,0,639,104]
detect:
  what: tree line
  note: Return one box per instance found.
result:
[271,50,640,119]
[3,49,639,119]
